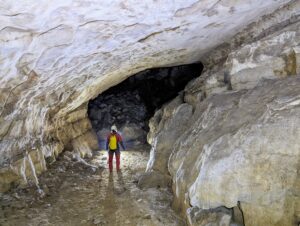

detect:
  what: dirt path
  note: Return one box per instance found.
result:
[0,149,185,226]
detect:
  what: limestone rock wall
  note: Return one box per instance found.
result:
[186,8,300,101]
[147,96,193,174]
[227,22,300,90]
[170,77,300,226]
[0,104,98,192]
[146,13,300,226]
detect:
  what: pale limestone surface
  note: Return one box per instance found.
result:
[167,77,300,226]
[145,15,300,225]
[146,96,192,175]
[226,22,300,90]
[183,19,300,101]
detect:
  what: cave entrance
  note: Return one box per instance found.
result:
[88,63,203,151]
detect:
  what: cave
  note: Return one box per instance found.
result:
[87,63,203,150]
[1,1,299,226]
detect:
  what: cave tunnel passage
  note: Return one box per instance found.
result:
[88,63,203,150]
[1,64,203,226]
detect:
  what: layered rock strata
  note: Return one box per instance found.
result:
[170,77,300,226]
[146,18,300,226]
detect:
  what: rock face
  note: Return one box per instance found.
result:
[149,76,300,225]
[170,77,300,226]
[227,23,300,90]
[147,96,193,175]
[146,18,300,226]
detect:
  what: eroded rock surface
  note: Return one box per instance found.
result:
[178,77,300,225]
[146,15,300,225]
[186,206,232,226]
[147,76,300,226]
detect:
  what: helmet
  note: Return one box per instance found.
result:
[111,125,117,132]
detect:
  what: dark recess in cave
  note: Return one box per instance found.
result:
[88,63,203,148]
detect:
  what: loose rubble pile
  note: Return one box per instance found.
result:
[89,90,147,130]
[88,64,202,147]
[88,90,148,149]
[89,90,147,136]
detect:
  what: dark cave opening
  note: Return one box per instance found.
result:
[88,63,203,149]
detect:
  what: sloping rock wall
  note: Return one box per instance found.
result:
[170,77,300,226]
[146,16,300,226]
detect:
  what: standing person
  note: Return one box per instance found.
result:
[106,125,125,173]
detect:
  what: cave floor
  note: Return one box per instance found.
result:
[0,148,185,226]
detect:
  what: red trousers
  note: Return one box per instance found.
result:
[108,150,120,172]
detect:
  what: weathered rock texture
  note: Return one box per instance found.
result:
[148,75,300,225]
[171,77,300,226]
[146,17,300,226]
[1,0,296,192]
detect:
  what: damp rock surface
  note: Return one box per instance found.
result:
[0,147,185,226]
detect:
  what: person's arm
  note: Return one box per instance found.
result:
[117,134,126,151]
